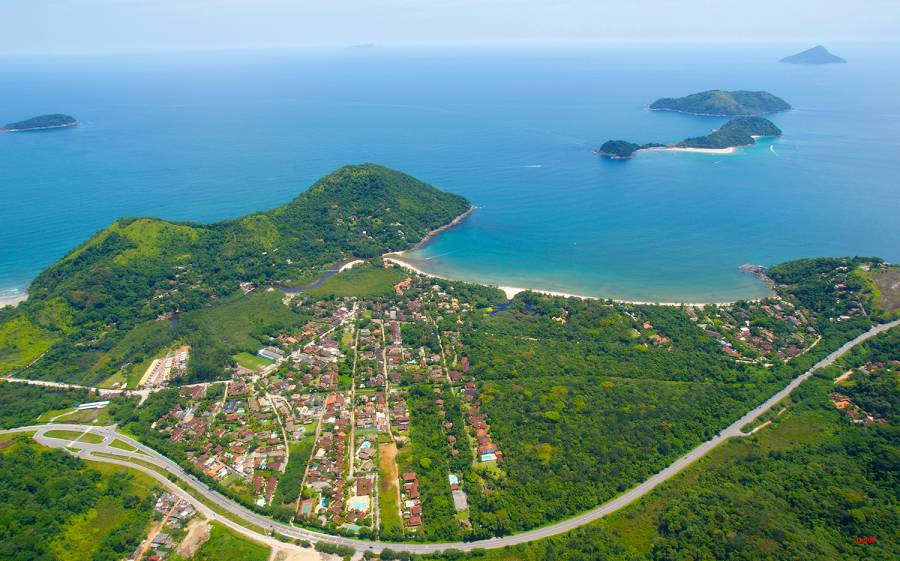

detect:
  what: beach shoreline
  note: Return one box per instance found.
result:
[3,121,79,133]
[382,254,753,307]
[0,292,28,308]
[641,146,737,155]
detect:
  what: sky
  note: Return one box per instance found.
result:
[2,0,899,54]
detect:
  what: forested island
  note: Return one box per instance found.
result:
[781,45,846,65]
[649,90,791,116]
[677,116,781,148]
[2,113,78,132]
[594,140,665,159]
[597,116,782,159]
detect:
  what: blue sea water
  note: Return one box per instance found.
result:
[2,44,899,302]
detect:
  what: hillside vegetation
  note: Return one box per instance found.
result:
[677,116,782,149]
[597,117,781,158]
[3,113,78,131]
[0,164,469,384]
[442,327,898,561]
[650,90,791,116]
[0,439,157,561]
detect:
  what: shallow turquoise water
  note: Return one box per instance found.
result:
[2,44,899,302]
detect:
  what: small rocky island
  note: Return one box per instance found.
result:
[596,117,782,159]
[649,90,791,116]
[781,45,846,65]
[2,114,78,132]
[595,140,664,160]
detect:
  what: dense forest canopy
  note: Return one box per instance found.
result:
[649,90,791,116]
[676,116,782,149]
[2,113,78,131]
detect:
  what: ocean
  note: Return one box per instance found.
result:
[2,43,899,302]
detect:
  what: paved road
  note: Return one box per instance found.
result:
[5,319,897,555]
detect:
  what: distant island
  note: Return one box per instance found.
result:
[595,140,664,160]
[780,45,846,65]
[2,114,78,132]
[649,90,791,116]
[597,116,782,159]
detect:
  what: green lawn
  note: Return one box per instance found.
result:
[50,406,112,425]
[44,429,104,444]
[97,369,126,388]
[378,442,403,537]
[109,438,137,452]
[37,407,74,422]
[233,351,273,371]
[172,522,270,561]
[84,460,160,499]
[306,264,407,298]
[126,355,157,388]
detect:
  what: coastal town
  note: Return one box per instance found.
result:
[112,253,878,545]
[139,269,507,539]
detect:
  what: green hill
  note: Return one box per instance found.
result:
[650,90,791,116]
[677,116,782,149]
[595,140,666,159]
[597,117,781,158]
[3,114,78,131]
[781,45,846,65]
[0,164,469,383]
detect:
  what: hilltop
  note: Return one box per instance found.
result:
[649,90,791,116]
[0,164,470,384]
[781,45,846,65]
[596,117,781,159]
[3,114,78,131]
[677,116,782,149]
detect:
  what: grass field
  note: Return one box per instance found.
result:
[45,429,104,444]
[126,355,157,388]
[0,315,58,373]
[37,407,74,422]
[868,265,900,313]
[183,291,301,350]
[233,351,273,371]
[378,442,403,535]
[306,264,407,298]
[109,438,138,452]
[97,369,126,388]
[49,406,112,425]
[172,522,270,561]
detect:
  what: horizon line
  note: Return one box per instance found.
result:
[3,38,899,58]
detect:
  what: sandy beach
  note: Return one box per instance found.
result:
[383,254,744,307]
[642,146,737,155]
[0,292,27,308]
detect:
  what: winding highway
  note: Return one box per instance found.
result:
[4,318,897,555]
